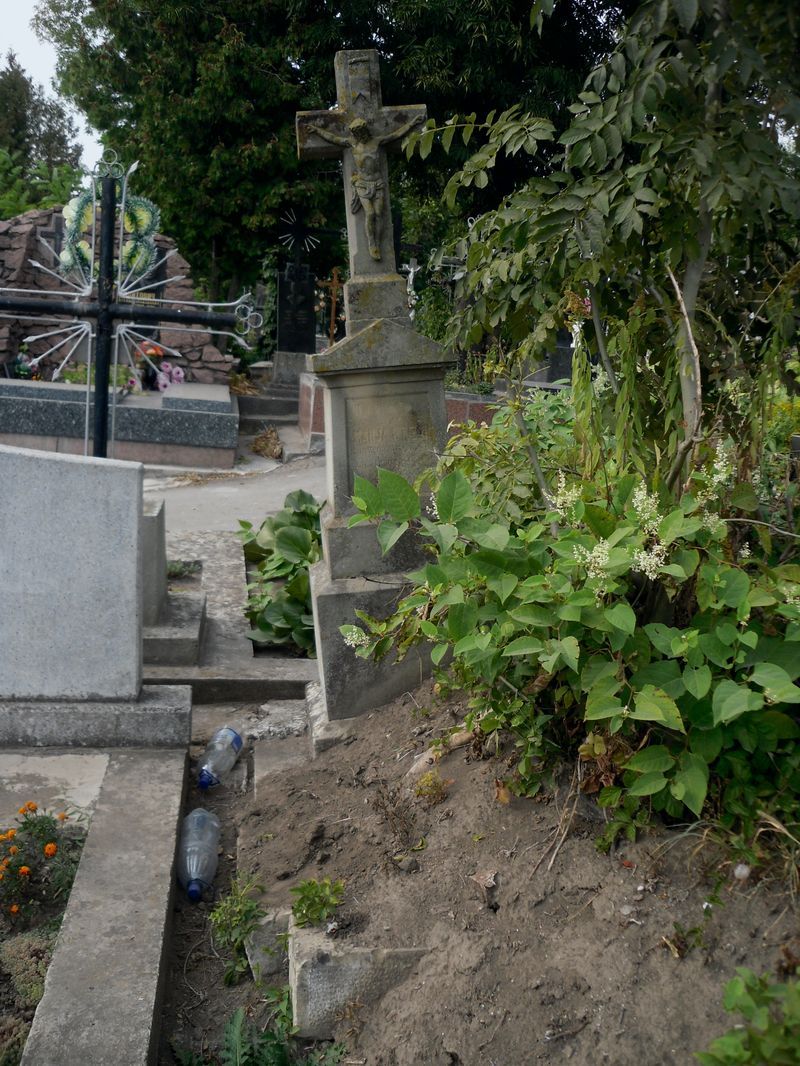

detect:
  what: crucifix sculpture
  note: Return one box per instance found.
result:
[297,50,425,275]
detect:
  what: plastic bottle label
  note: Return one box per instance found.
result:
[218,727,243,753]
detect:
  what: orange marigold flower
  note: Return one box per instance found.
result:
[18,866,31,877]
[57,812,68,822]
[44,843,57,858]
[10,904,19,914]
[6,829,16,840]
[8,846,18,855]
[18,807,27,816]
[25,802,37,812]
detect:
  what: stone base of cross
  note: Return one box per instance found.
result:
[297,51,456,733]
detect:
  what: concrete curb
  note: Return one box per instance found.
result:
[21,748,187,1065]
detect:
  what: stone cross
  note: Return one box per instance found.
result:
[297,50,425,276]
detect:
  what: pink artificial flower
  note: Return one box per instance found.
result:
[160,361,173,374]
[171,365,185,383]
[156,372,170,391]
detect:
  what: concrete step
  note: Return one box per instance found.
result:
[143,657,318,703]
[20,748,186,1066]
[237,394,299,418]
[238,413,296,435]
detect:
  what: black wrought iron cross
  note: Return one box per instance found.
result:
[0,155,259,458]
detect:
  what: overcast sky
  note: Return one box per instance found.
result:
[4,1,103,167]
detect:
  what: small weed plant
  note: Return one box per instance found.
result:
[209,876,265,986]
[176,1003,346,1066]
[414,769,452,807]
[0,803,85,928]
[695,968,800,1064]
[290,878,344,928]
[240,490,323,655]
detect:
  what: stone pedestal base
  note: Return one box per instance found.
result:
[309,560,430,724]
[143,591,207,666]
[0,685,192,747]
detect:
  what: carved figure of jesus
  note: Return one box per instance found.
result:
[308,115,423,260]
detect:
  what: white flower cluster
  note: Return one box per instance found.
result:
[739,543,752,560]
[574,539,611,582]
[342,627,369,649]
[632,484,661,538]
[632,541,668,581]
[697,440,735,510]
[700,511,728,537]
[426,496,440,520]
[553,471,581,518]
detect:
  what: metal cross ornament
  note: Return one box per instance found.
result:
[0,151,261,458]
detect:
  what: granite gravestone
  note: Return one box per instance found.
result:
[0,444,190,746]
[297,50,454,735]
[276,259,317,355]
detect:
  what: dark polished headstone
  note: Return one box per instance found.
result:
[277,261,317,354]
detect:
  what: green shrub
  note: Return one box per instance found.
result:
[240,491,323,655]
[343,403,800,849]
[695,968,800,1064]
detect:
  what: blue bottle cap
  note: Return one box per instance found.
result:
[187,879,203,902]
[197,768,218,790]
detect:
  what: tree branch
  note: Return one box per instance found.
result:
[587,282,619,395]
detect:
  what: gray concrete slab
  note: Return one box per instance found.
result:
[21,747,186,1066]
[0,750,109,825]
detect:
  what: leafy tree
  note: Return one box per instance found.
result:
[34,0,630,292]
[0,53,82,219]
[0,149,82,219]
[407,0,800,489]
[0,52,80,170]
[33,0,343,296]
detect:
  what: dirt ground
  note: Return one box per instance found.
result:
[160,680,799,1066]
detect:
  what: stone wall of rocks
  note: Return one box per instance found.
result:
[0,208,234,385]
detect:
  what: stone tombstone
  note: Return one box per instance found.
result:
[528,330,574,388]
[0,444,190,746]
[297,51,455,729]
[0,446,142,701]
[277,259,317,354]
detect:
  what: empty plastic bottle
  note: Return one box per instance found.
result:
[177,808,221,902]
[197,726,243,790]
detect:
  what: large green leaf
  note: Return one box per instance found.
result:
[718,569,750,608]
[605,602,637,635]
[627,772,668,797]
[711,680,763,725]
[630,686,685,733]
[274,525,313,564]
[624,745,675,773]
[377,520,409,555]
[749,663,800,704]
[353,475,381,515]
[502,635,544,657]
[377,468,420,521]
[436,470,474,523]
[669,752,708,816]
[683,664,712,699]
